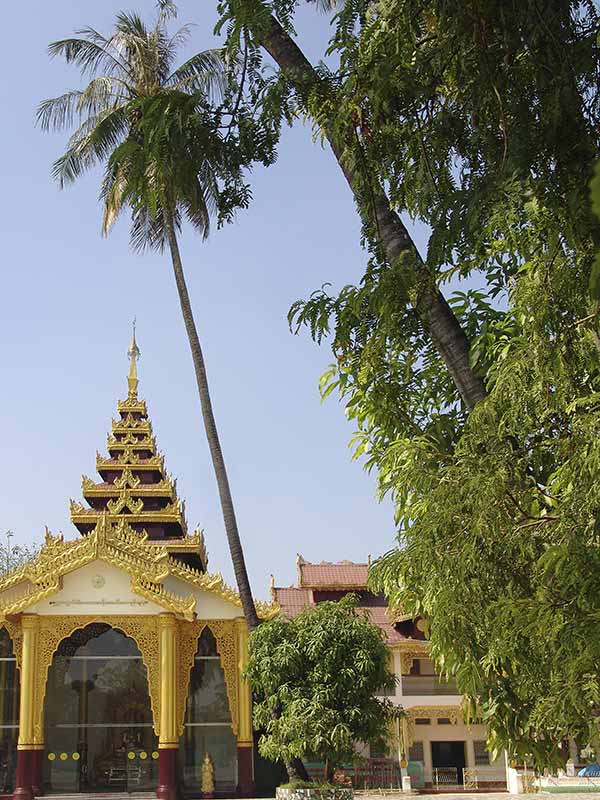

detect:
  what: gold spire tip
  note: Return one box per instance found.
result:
[127,318,141,400]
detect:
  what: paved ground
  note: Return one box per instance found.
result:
[357,795,600,800]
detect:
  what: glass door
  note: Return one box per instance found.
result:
[44,624,158,793]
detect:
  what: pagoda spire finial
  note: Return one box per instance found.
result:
[127,318,141,400]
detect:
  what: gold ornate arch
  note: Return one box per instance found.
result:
[2,622,23,665]
[32,615,160,742]
[175,619,239,737]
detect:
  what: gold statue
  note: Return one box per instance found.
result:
[201,752,215,798]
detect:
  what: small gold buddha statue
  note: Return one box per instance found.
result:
[201,752,215,798]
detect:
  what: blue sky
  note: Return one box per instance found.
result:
[0,0,429,599]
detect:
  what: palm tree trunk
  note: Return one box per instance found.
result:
[164,212,260,629]
[250,12,487,410]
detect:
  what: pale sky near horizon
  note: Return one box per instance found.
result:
[0,0,430,599]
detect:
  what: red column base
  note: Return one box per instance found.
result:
[13,749,36,800]
[32,750,44,796]
[237,745,255,798]
[157,748,178,800]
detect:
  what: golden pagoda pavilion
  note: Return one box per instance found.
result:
[0,333,274,800]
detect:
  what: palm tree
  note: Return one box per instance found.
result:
[38,3,260,629]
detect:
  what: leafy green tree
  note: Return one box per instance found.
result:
[219,0,600,766]
[38,3,269,628]
[217,0,487,409]
[245,595,396,782]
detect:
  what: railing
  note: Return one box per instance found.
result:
[433,767,460,787]
[354,759,402,791]
[306,759,402,791]
[401,675,459,695]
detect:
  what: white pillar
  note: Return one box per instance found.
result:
[423,739,433,786]
[466,739,476,768]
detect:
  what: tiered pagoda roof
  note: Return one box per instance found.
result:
[70,329,208,572]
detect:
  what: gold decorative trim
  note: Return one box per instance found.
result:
[235,618,252,743]
[83,472,176,496]
[131,576,196,621]
[71,506,187,530]
[175,620,240,737]
[32,614,160,740]
[389,610,416,623]
[106,488,145,515]
[4,613,247,745]
[0,517,277,621]
[405,705,462,745]
[389,640,430,674]
[116,398,148,414]
[3,621,23,668]
[96,452,164,471]
[107,433,157,451]
[18,615,40,746]
[158,614,178,746]
[112,414,152,433]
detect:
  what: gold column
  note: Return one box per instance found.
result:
[17,615,43,750]
[235,619,252,746]
[158,614,178,749]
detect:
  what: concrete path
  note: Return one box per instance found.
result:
[358,795,600,800]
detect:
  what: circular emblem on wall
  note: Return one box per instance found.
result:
[92,574,106,589]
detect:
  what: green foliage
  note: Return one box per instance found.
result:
[245,596,396,773]
[370,224,600,764]
[287,0,600,458]
[226,0,600,768]
[38,3,276,249]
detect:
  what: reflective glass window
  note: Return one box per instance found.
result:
[0,628,19,793]
[44,624,157,793]
[180,628,236,792]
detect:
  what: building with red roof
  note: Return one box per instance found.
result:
[271,556,506,791]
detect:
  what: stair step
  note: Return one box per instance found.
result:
[45,795,155,800]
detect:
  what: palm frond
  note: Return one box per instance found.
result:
[167,23,192,52]
[101,162,130,234]
[129,204,181,253]
[38,77,130,131]
[114,11,148,38]
[309,0,340,10]
[37,91,86,132]
[42,7,245,251]
[168,49,226,101]
[51,106,129,187]
[156,0,178,22]
[48,35,131,79]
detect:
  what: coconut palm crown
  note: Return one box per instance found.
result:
[38,3,260,628]
[38,4,246,247]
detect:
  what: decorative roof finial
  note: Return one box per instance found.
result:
[127,318,141,400]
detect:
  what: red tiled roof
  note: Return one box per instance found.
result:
[273,587,313,619]
[362,606,407,643]
[272,585,407,643]
[298,560,369,588]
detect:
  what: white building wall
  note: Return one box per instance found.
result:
[27,560,166,615]
[383,651,505,789]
